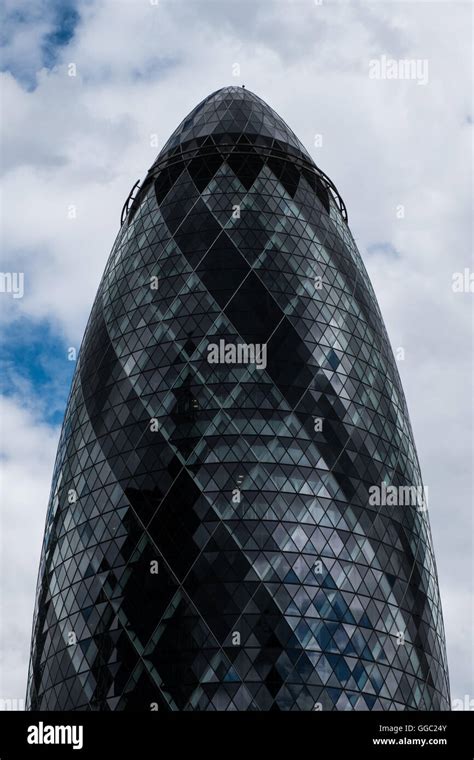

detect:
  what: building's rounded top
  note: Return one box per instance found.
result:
[157,86,312,163]
[124,86,349,226]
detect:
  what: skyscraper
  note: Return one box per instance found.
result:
[26,86,450,711]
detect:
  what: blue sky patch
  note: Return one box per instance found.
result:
[1,0,81,89]
[0,317,75,426]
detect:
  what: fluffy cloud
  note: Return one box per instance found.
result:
[0,394,59,704]
[1,0,472,705]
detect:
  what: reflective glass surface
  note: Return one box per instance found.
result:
[26,87,450,711]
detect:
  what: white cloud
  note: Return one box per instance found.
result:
[0,394,59,704]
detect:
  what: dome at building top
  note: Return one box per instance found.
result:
[157,85,313,163]
[123,85,347,226]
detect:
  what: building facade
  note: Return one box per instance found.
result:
[26,87,450,711]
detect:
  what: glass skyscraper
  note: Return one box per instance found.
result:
[26,86,450,711]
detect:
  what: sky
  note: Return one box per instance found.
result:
[0,0,472,709]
